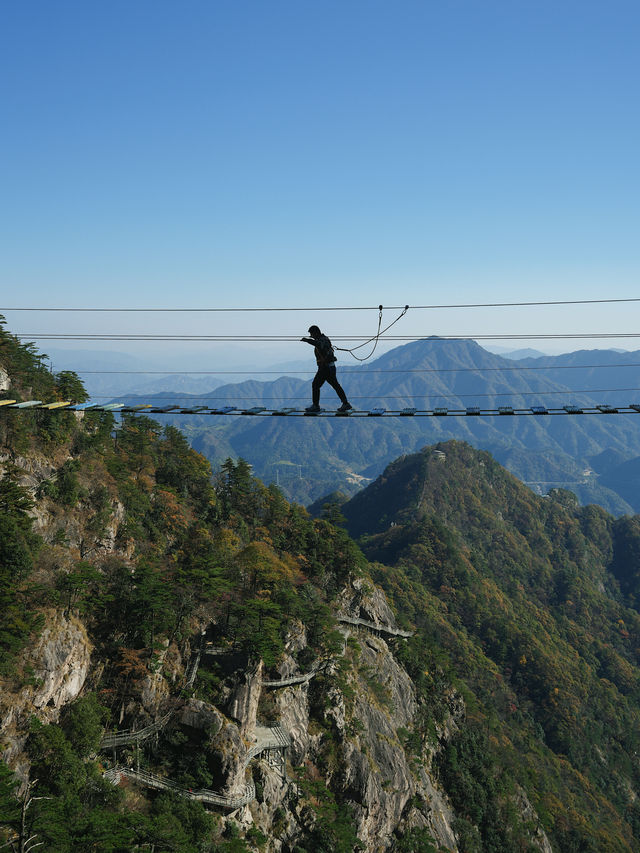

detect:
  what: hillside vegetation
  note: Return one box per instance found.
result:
[3,318,640,851]
[343,441,640,850]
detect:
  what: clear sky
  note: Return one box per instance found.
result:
[1,0,639,369]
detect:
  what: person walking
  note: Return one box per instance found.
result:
[301,325,352,413]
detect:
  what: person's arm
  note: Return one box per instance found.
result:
[301,336,319,346]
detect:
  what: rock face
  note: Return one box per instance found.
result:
[336,576,400,629]
[333,630,459,852]
[227,658,263,738]
[234,580,463,852]
[0,611,92,774]
[0,364,9,392]
[140,640,171,712]
[179,697,224,733]
[179,697,247,795]
[274,683,310,766]
[30,612,92,711]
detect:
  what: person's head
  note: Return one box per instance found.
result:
[308,325,321,336]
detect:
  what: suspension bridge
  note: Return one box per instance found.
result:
[3,399,640,417]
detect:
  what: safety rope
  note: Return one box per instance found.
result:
[335,305,409,362]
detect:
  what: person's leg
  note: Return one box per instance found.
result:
[325,366,349,404]
[311,366,328,406]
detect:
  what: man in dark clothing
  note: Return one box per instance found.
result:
[301,325,352,413]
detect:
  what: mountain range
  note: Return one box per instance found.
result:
[115,338,640,514]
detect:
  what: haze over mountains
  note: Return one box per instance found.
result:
[106,338,640,514]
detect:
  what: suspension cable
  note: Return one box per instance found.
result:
[3,296,640,312]
[14,332,640,342]
[76,387,640,402]
[70,362,640,376]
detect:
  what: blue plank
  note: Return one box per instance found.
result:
[433,407,448,416]
[11,400,43,409]
[466,407,481,416]
[367,408,386,416]
[399,407,417,416]
[531,406,548,415]
[498,406,514,415]
[71,402,100,411]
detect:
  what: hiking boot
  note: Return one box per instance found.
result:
[337,402,353,412]
[305,404,321,413]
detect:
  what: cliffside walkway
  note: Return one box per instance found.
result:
[244,725,291,773]
[104,766,256,810]
[100,711,174,749]
[338,615,413,638]
[104,724,290,810]
[6,399,640,418]
[261,662,323,688]
[184,648,202,688]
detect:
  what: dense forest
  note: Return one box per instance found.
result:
[2,317,640,851]
[343,442,640,850]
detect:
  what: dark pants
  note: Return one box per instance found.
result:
[312,364,348,406]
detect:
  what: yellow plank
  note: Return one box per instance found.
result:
[40,401,72,410]
[0,399,17,408]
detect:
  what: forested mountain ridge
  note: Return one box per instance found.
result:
[343,440,640,850]
[3,318,640,851]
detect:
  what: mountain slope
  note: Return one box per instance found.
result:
[343,440,640,849]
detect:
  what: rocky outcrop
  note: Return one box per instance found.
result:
[0,611,92,774]
[30,612,92,710]
[1,452,57,502]
[336,576,400,631]
[140,640,171,712]
[0,365,10,391]
[179,697,247,795]
[335,632,458,852]
[242,762,294,850]
[179,697,224,733]
[227,659,263,738]
[515,787,554,853]
[274,683,311,766]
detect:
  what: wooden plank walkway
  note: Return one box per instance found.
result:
[5,399,640,418]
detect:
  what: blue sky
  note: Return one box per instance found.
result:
[1,0,639,369]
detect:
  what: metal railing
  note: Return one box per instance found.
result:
[338,615,413,638]
[100,711,174,749]
[105,766,256,809]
